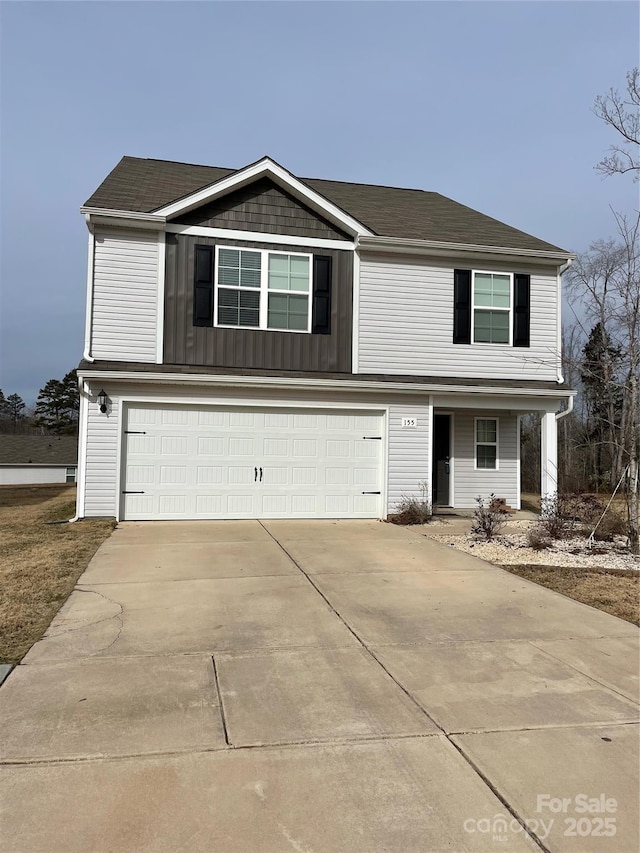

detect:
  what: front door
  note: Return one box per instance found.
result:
[432,414,451,506]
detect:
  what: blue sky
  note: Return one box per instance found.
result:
[1,0,638,404]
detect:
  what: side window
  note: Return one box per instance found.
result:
[453,270,530,347]
[475,418,498,469]
[473,273,511,344]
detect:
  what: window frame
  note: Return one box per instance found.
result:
[471,270,513,346]
[213,246,313,333]
[65,466,77,483]
[474,417,499,471]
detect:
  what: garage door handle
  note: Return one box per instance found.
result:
[122,491,145,494]
[260,467,263,482]
[254,467,258,482]
[361,491,381,495]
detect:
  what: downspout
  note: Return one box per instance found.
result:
[83,215,95,363]
[68,380,90,523]
[556,258,573,383]
[556,394,573,422]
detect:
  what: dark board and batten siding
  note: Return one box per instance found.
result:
[175,178,350,241]
[164,235,353,373]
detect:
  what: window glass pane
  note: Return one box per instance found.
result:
[218,266,239,286]
[218,288,259,326]
[219,249,260,288]
[267,294,309,330]
[474,272,510,308]
[239,267,261,288]
[477,445,497,469]
[474,310,509,343]
[477,419,496,443]
[474,310,492,342]
[241,251,261,270]
[491,312,509,343]
[268,253,310,292]
[268,294,288,313]
[219,249,239,269]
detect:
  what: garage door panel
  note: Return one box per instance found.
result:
[122,405,383,520]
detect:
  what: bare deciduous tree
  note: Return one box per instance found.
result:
[593,68,640,180]
[565,214,640,552]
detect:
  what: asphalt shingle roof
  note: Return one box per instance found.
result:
[84,156,568,254]
[0,435,78,466]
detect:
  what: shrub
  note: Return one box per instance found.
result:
[527,525,552,551]
[539,492,626,541]
[471,494,509,541]
[389,481,432,525]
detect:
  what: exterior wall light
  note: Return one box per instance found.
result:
[98,389,108,414]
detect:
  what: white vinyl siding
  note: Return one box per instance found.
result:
[91,229,159,362]
[358,254,558,381]
[83,388,120,516]
[387,404,431,513]
[453,411,518,508]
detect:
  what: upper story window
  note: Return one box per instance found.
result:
[473,272,512,344]
[453,269,530,348]
[214,247,312,333]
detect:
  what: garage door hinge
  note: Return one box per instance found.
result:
[124,430,147,435]
[361,491,381,495]
[122,491,145,494]
[363,436,382,440]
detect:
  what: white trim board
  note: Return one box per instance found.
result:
[79,368,575,403]
[166,224,354,252]
[154,157,374,238]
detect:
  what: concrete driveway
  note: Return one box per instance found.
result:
[1,520,638,852]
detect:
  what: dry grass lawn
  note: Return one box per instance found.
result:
[503,564,639,626]
[0,485,115,663]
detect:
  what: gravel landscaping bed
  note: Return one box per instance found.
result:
[428,528,640,572]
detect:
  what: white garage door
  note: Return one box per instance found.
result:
[121,404,385,520]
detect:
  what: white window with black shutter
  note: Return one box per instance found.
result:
[453,269,530,347]
[193,245,332,334]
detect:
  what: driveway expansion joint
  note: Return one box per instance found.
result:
[257,521,552,853]
[210,655,231,746]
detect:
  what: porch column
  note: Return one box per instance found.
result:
[540,411,558,499]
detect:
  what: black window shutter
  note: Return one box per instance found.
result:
[453,269,471,344]
[513,274,531,347]
[193,244,214,327]
[312,255,332,335]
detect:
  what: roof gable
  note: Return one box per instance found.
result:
[174,177,350,241]
[83,156,569,254]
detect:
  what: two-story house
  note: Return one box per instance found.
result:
[75,156,574,521]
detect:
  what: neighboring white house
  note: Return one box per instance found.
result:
[75,155,575,521]
[0,436,78,485]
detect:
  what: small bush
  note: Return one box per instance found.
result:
[527,525,552,551]
[471,494,509,541]
[389,481,432,526]
[539,492,626,541]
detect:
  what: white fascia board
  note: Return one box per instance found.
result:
[357,235,575,264]
[165,224,354,252]
[77,368,576,400]
[82,209,166,231]
[154,158,373,238]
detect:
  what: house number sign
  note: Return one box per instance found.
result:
[401,417,418,429]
